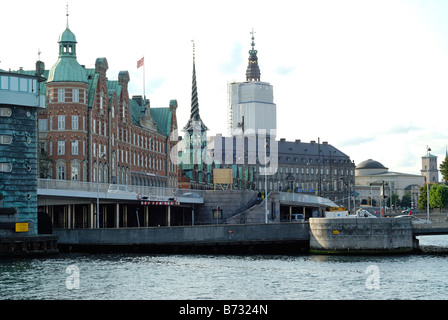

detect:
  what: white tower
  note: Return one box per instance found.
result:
[227,30,276,137]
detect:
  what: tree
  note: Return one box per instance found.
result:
[440,157,448,182]
[401,192,412,208]
[387,192,401,209]
[418,183,433,210]
[429,184,448,209]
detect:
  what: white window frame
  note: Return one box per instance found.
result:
[58,115,65,130]
[72,115,79,130]
[58,140,65,155]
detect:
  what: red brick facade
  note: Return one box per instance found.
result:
[37,39,178,188]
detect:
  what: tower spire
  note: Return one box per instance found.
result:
[66,3,69,29]
[246,28,261,82]
[184,40,207,132]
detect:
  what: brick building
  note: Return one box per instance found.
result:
[32,18,178,188]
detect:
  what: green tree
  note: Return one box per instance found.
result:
[387,192,400,209]
[401,192,412,208]
[440,157,448,182]
[418,183,433,210]
[429,184,448,209]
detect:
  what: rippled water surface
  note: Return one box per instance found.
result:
[1,235,448,300]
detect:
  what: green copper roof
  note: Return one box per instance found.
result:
[47,56,88,83]
[58,28,77,43]
[47,27,88,84]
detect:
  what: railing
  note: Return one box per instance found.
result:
[279,192,338,207]
[37,179,205,200]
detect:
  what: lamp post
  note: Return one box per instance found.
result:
[426,145,431,221]
[237,116,245,190]
[96,149,106,229]
[264,140,269,223]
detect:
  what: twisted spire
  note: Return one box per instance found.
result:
[184,40,207,132]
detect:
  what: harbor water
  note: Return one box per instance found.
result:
[1,235,448,300]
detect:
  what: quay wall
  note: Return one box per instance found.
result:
[309,218,415,254]
[55,222,310,254]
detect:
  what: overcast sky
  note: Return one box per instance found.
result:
[2,0,448,176]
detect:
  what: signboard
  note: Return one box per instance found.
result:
[15,222,29,232]
[141,201,179,205]
[213,169,233,190]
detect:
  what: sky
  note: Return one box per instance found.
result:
[2,0,448,177]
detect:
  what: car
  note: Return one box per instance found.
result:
[182,192,201,198]
[401,208,419,214]
[394,215,432,224]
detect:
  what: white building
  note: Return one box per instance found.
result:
[355,159,424,208]
[227,31,276,137]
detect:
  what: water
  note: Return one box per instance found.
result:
[1,235,448,300]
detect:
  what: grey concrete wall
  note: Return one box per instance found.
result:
[55,223,309,246]
[195,190,258,224]
[309,218,414,253]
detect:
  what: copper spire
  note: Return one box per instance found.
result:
[246,29,261,82]
[184,40,208,132]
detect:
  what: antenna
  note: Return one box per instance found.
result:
[66,3,69,28]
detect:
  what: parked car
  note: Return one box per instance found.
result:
[401,208,419,214]
[394,215,432,224]
[182,192,201,198]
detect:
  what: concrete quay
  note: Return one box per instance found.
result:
[54,217,426,255]
[309,218,415,254]
[55,222,310,254]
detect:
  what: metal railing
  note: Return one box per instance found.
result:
[37,179,205,200]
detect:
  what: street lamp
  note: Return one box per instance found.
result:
[264,140,269,223]
[426,145,431,221]
[237,116,245,190]
[96,149,106,229]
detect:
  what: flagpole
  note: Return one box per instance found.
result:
[143,55,146,107]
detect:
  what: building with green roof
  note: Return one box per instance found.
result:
[33,14,178,189]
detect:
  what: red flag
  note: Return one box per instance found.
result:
[137,57,144,68]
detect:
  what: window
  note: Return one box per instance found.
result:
[1,76,8,89]
[58,115,65,130]
[71,165,79,180]
[0,163,12,172]
[58,89,65,102]
[57,165,65,180]
[58,141,65,155]
[20,78,27,92]
[0,135,12,144]
[38,119,47,132]
[72,140,78,155]
[73,89,79,102]
[72,115,79,130]
[0,108,12,117]
[111,104,115,118]
[49,116,53,130]
[10,77,18,91]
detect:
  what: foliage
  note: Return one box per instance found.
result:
[387,192,401,208]
[429,184,448,209]
[401,192,412,208]
[440,157,448,182]
[418,183,448,210]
